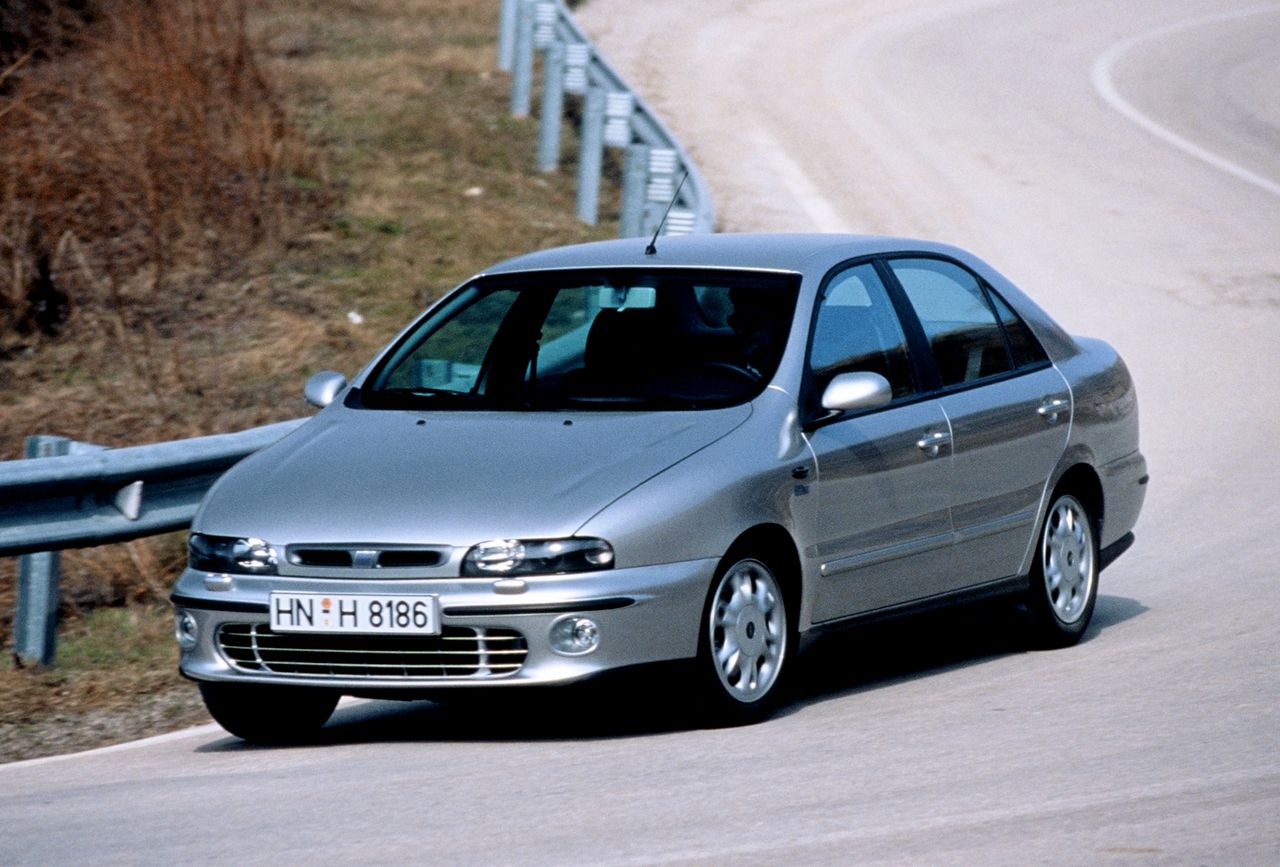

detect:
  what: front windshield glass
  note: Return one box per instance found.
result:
[364,268,800,411]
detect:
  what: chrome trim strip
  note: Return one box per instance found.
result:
[953,510,1035,543]
[442,597,634,617]
[820,531,953,578]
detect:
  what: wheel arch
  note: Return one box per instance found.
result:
[1018,456,1105,578]
[721,523,803,632]
[1052,463,1104,535]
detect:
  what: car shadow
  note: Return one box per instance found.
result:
[194,667,706,753]
[782,593,1148,716]
[194,593,1147,752]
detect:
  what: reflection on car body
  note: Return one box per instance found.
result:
[172,234,1147,742]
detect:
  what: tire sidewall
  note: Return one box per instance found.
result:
[199,682,339,744]
[1029,492,1099,647]
[692,552,793,725]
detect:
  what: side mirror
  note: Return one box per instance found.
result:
[821,371,892,413]
[304,370,348,408]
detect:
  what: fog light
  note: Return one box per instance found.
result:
[175,610,199,651]
[549,616,600,656]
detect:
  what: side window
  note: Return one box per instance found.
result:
[536,286,597,375]
[888,258,1012,386]
[809,263,916,398]
[988,288,1048,368]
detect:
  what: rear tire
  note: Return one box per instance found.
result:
[199,682,339,744]
[693,553,793,726]
[1027,492,1098,648]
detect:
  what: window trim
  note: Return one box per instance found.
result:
[985,283,1050,370]
[800,255,933,428]
[802,253,1055,430]
[878,254,1052,397]
[361,267,803,412]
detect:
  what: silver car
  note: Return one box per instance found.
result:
[172,234,1147,742]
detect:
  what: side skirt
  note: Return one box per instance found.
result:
[805,574,1030,639]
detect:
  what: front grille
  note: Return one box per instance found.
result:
[286,546,449,569]
[217,624,528,679]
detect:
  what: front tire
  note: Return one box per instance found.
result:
[1027,492,1098,648]
[199,682,339,744]
[694,554,792,725]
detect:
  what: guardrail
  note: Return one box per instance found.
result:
[2,420,305,664]
[1,0,715,668]
[498,0,715,236]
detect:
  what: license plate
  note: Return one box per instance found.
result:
[269,592,439,635]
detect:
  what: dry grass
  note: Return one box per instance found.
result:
[0,0,615,457]
[0,603,211,763]
[0,0,621,759]
[0,0,322,338]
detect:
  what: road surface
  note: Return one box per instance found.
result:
[2,1,1277,863]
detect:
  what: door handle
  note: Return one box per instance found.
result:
[1037,397,1069,424]
[916,430,951,457]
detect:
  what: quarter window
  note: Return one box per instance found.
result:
[809,263,916,398]
[888,258,1012,386]
[988,288,1048,368]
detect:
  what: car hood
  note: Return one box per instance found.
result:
[195,406,751,545]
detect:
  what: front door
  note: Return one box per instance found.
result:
[807,403,955,622]
[801,261,955,623]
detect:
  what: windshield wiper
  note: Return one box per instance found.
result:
[371,387,482,407]
[560,394,651,405]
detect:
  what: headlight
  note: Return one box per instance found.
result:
[462,537,614,577]
[188,533,278,575]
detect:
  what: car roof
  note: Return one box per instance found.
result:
[481,233,967,277]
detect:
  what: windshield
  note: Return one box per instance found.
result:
[363,269,800,411]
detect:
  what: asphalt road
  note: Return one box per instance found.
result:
[3,1,1278,863]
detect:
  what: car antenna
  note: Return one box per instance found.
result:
[645,170,689,256]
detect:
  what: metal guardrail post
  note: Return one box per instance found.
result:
[497,0,519,71]
[644,147,678,235]
[603,91,634,149]
[510,0,537,117]
[576,86,606,225]
[563,41,589,96]
[13,436,71,667]
[537,40,566,172]
[495,0,716,235]
[620,143,649,238]
[532,1,557,49]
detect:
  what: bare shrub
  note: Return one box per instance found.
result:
[0,0,325,341]
[0,1,94,71]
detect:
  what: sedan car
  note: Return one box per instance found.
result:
[172,233,1147,742]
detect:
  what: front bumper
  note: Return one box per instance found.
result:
[172,558,714,692]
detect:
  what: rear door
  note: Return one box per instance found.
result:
[884,257,1070,586]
